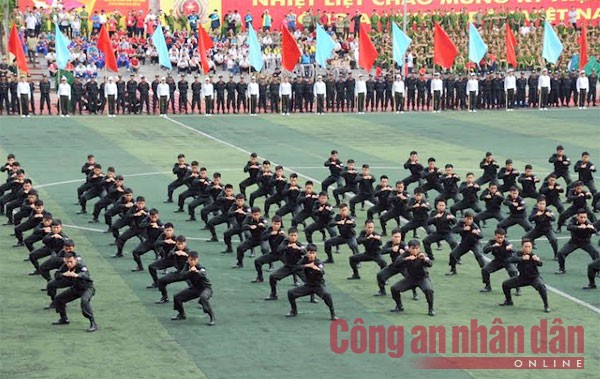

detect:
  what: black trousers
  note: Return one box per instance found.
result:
[92,196,114,220]
[116,228,142,254]
[158,271,185,298]
[502,276,548,307]
[481,259,517,286]
[39,256,64,281]
[40,93,51,113]
[558,241,600,271]
[55,287,95,321]
[423,232,457,257]
[376,264,403,293]
[254,253,281,280]
[264,193,284,215]
[475,209,504,224]
[349,253,386,276]
[189,196,213,218]
[132,240,156,267]
[236,238,261,265]
[148,257,175,284]
[239,177,256,197]
[316,94,325,113]
[391,277,434,310]
[288,284,334,312]
[60,95,69,115]
[305,221,337,243]
[281,95,290,113]
[269,265,304,296]
[498,215,532,233]
[506,89,515,109]
[523,228,559,257]
[324,236,359,261]
[449,243,485,271]
[46,278,72,301]
[167,178,185,200]
[174,287,214,317]
[322,175,343,193]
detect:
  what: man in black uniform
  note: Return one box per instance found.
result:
[366,75,376,111]
[78,164,104,214]
[556,210,599,274]
[39,74,51,114]
[137,75,150,114]
[147,233,184,289]
[332,159,357,207]
[153,236,190,301]
[423,200,457,260]
[165,154,190,203]
[116,74,127,113]
[480,228,518,292]
[476,152,499,186]
[447,211,485,275]
[52,253,98,332]
[151,74,160,114]
[324,204,359,263]
[175,165,205,212]
[524,196,559,259]
[103,189,133,231]
[167,74,176,113]
[258,77,268,113]
[233,207,267,268]
[252,216,285,283]
[131,209,163,271]
[236,76,248,113]
[190,75,202,114]
[498,187,532,233]
[225,75,237,113]
[345,73,355,112]
[0,76,10,114]
[188,173,221,221]
[416,74,427,111]
[85,77,99,114]
[518,164,541,199]
[421,157,444,196]
[214,75,226,114]
[286,244,337,320]
[264,227,309,301]
[325,74,335,112]
[349,164,375,217]
[347,220,385,279]
[516,72,527,107]
[402,151,424,190]
[322,150,343,194]
[39,238,77,282]
[90,174,123,223]
[112,197,148,257]
[587,70,597,106]
[438,164,460,205]
[497,159,519,193]
[557,181,594,231]
[335,76,345,112]
[14,199,47,247]
[213,194,249,252]
[450,172,481,215]
[126,74,138,114]
[29,219,68,275]
[291,181,318,227]
[305,191,336,244]
[380,181,410,236]
[170,251,216,325]
[264,165,286,217]
[239,153,260,197]
[574,152,596,195]
[367,175,392,220]
[269,76,280,113]
[405,73,416,111]
[249,160,274,207]
[499,239,550,312]
[177,74,189,114]
[389,240,435,316]
[276,174,301,218]
[546,145,571,186]
[375,229,416,298]
[400,188,432,239]
[71,77,83,114]
[582,259,600,290]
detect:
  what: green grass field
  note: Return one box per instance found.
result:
[0,109,599,379]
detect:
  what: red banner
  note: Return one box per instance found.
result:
[20,0,149,15]
[221,0,600,30]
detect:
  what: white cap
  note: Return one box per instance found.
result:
[317,75,322,79]
[470,73,475,76]
[161,77,166,80]
[580,70,586,74]
[434,72,440,76]
[108,77,113,81]
[61,76,67,81]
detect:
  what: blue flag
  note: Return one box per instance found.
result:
[248,25,264,72]
[315,24,335,68]
[542,20,563,64]
[55,23,72,70]
[392,22,412,66]
[152,25,172,70]
[468,22,488,64]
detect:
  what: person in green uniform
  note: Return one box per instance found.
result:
[370,10,380,33]
[80,6,89,37]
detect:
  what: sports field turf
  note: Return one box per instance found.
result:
[0,109,599,379]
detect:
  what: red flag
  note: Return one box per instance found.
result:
[198,25,214,74]
[579,24,588,71]
[97,24,118,72]
[8,25,29,73]
[505,23,517,68]
[281,25,301,72]
[433,23,458,69]
[358,23,378,72]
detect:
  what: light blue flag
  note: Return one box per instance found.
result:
[468,22,488,64]
[54,23,72,70]
[315,23,335,68]
[247,25,264,72]
[392,22,412,66]
[542,20,563,64]
[152,25,172,70]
